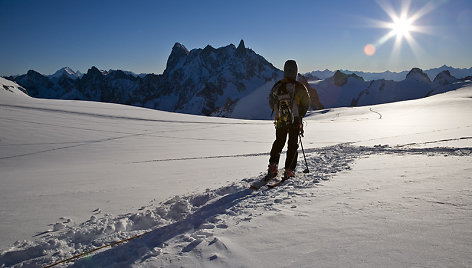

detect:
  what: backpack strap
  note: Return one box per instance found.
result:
[269,81,283,112]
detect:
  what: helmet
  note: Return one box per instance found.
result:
[283,60,298,80]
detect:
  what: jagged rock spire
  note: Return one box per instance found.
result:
[165,43,190,73]
[236,39,246,56]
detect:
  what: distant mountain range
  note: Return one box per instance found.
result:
[3,41,472,119]
[6,40,280,116]
[309,68,472,109]
[304,65,472,82]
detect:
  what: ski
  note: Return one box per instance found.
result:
[267,177,290,188]
[249,173,277,190]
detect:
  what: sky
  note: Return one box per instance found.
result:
[0,0,471,76]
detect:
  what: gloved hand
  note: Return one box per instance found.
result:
[294,117,304,136]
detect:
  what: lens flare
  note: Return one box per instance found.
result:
[364,44,376,56]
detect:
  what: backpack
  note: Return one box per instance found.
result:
[273,82,296,128]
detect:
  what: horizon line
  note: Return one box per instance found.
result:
[3,64,472,78]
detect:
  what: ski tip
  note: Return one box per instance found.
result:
[268,178,289,188]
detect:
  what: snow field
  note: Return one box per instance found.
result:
[0,79,471,267]
[0,91,272,249]
[1,143,470,267]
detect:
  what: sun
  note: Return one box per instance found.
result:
[390,16,413,38]
[364,0,435,57]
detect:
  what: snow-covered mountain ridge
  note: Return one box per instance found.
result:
[3,41,471,118]
[5,40,280,117]
[312,68,472,108]
[49,67,83,80]
[0,77,29,96]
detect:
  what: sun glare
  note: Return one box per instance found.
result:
[390,16,413,38]
[365,0,436,58]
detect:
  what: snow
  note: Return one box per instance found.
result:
[231,79,280,120]
[0,77,471,267]
[49,67,83,80]
[0,77,29,97]
[314,74,368,108]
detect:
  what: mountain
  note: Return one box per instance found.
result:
[306,69,336,80]
[49,67,83,80]
[174,62,469,115]
[0,77,29,97]
[428,70,472,97]
[305,65,472,82]
[433,70,457,86]
[425,65,472,81]
[149,40,280,115]
[353,68,433,106]
[298,74,324,110]
[305,69,408,81]
[6,40,281,116]
[4,43,472,118]
[308,68,471,109]
[352,68,472,106]
[309,70,369,108]
[12,70,69,99]
[75,66,141,104]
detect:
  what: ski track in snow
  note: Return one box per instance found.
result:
[369,107,382,119]
[0,142,470,267]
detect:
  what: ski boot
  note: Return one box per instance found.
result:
[283,168,295,181]
[265,163,278,181]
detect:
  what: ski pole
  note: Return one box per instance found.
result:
[299,134,309,173]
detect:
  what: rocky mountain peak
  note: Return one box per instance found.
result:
[26,70,44,78]
[50,67,82,80]
[406,68,431,83]
[333,70,348,86]
[433,70,457,86]
[85,66,104,78]
[332,70,364,86]
[236,39,246,57]
[434,70,452,79]
[158,41,280,115]
[165,43,190,73]
[172,42,189,54]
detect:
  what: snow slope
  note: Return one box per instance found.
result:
[230,79,280,120]
[0,78,471,267]
[0,77,29,97]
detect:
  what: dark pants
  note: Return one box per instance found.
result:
[269,124,299,171]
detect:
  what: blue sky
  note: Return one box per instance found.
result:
[0,0,471,76]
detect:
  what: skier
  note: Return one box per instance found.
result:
[267,60,310,180]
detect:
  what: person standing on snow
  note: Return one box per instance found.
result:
[267,60,310,180]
